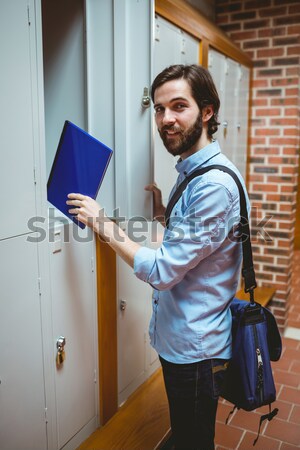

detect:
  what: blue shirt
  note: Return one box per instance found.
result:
[134,140,249,364]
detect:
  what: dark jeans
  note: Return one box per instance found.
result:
[159,356,228,450]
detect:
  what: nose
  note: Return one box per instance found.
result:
[162,108,176,126]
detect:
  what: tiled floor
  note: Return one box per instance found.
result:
[215,250,300,449]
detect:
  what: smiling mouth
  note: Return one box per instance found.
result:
[162,129,181,137]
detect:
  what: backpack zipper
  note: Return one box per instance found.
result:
[253,325,264,404]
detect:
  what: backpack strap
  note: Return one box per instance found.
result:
[164,164,257,298]
[253,406,279,446]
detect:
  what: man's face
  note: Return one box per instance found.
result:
[154,78,202,159]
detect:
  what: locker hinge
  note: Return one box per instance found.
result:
[91,257,95,273]
[38,277,42,296]
[44,407,48,424]
[27,5,31,26]
[94,369,97,384]
[33,166,37,185]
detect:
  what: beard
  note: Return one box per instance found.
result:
[158,112,203,157]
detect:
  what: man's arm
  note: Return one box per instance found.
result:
[67,194,140,268]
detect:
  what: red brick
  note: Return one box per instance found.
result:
[249,137,267,145]
[285,88,299,96]
[230,30,257,41]
[271,77,299,86]
[271,98,298,106]
[215,422,244,448]
[216,401,235,424]
[238,431,280,450]
[273,369,300,388]
[259,6,287,18]
[288,25,300,35]
[255,128,280,136]
[285,108,299,116]
[271,399,293,421]
[290,405,300,424]
[281,443,300,450]
[290,360,300,373]
[289,4,300,14]
[288,46,300,56]
[284,128,299,136]
[282,147,298,155]
[252,79,269,88]
[255,108,281,116]
[265,417,300,446]
[258,27,286,38]
[279,385,300,406]
[270,118,298,126]
[270,137,298,146]
[230,408,266,433]
[257,48,284,58]
[274,356,292,372]
[252,98,268,107]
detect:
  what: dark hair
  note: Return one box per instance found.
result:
[151,64,220,137]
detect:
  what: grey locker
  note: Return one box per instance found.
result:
[0,0,37,240]
[153,15,200,205]
[117,221,162,405]
[48,224,97,449]
[0,235,47,450]
[208,49,250,179]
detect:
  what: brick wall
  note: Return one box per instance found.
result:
[215,0,300,329]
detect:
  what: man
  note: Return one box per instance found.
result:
[67,64,249,450]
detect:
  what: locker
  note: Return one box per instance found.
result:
[208,48,250,179]
[117,221,163,405]
[153,15,200,205]
[0,236,47,450]
[0,0,37,240]
[41,1,99,447]
[48,224,97,449]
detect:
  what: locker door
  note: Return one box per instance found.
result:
[153,15,199,205]
[117,254,153,405]
[117,221,163,405]
[48,224,97,449]
[0,236,47,450]
[41,1,98,446]
[234,65,250,178]
[0,0,37,240]
[208,49,226,151]
[222,58,239,162]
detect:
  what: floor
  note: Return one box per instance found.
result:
[215,249,300,450]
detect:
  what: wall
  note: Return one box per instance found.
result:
[215,0,300,329]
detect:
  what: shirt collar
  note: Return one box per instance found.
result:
[175,140,221,177]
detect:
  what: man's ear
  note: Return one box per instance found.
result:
[202,105,214,123]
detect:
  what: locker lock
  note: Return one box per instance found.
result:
[56,336,66,368]
[120,299,127,311]
[223,120,228,139]
[56,336,66,350]
[141,87,151,108]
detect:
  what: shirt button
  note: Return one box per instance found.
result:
[184,171,187,176]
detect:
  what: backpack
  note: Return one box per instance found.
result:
[165,164,282,445]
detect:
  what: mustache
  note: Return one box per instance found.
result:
[160,125,182,134]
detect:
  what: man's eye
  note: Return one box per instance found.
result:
[175,104,187,110]
[155,107,164,114]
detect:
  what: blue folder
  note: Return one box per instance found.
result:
[47,120,113,228]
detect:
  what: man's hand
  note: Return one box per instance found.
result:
[67,193,105,233]
[67,193,140,267]
[144,183,166,225]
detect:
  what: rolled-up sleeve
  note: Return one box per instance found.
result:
[134,246,157,282]
[134,175,240,291]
